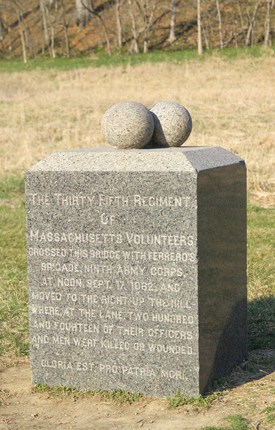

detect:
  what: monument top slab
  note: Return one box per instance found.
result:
[27,146,244,173]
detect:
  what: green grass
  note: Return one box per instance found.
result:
[0,175,28,356]
[0,45,274,73]
[261,405,275,425]
[0,50,197,73]
[247,205,275,350]
[209,350,275,395]
[167,392,219,409]
[101,388,143,403]
[33,384,142,403]
[0,175,25,204]
[202,415,249,430]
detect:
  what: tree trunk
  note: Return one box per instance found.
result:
[0,16,4,41]
[50,23,56,58]
[128,0,139,53]
[40,0,49,50]
[15,6,27,63]
[60,0,70,57]
[143,35,148,53]
[264,0,271,46]
[20,31,27,63]
[236,0,244,30]
[203,24,209,50]
[25,22,33,57]
[81,0,111,55]
[76,0,91,27]
[100,15,111,55]
[136,0,156,54]
[143,0,149,53]
[216,0,223,49]
[168,0,177,43]
[115,0,123,48]
[245,0,261,47]
[63,24,70,58]
[197,0,203,54]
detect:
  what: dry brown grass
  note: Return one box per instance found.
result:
[0,56,274,206]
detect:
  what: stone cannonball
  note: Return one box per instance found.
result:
[101,102,154,149]
[150,101,192,147]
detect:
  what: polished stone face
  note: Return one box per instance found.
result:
[26,147,247,397]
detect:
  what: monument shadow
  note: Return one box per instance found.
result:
[205,295,275,394]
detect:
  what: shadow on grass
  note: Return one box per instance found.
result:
[207,295,275,394]
[248,296,275,350]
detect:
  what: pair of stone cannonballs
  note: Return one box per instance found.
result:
[101,101,192,149]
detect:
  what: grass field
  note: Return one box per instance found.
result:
[0,46,273,73]
[0,50,274,206]
[0,51,274,429]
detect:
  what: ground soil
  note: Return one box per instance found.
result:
[1,355,274,430]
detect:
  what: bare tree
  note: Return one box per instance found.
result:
[81,0,111,55]
[60,0,70,57]
[236,0,245,30]
[76,0,91,27]
[0,2,5,42]
[39,1,70,58]
[216,0,223,48]
[49,21,56,57]
[40,0,50,53]
[7,0,28,62]
[245,0,261,47]
[40,1,58,58]
[142,0,155,53]
[135,0,158,53]
[264,0,272,46]
[197,0,203,54]
[1,0,274,58]
[45,0,57,7]
[168,0,177,43]
[115,0,123,48]
[202,23,209,49]
[128,0,139,53]
[0,15,4,41]
[17,6,27,62]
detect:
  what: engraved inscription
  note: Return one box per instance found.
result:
[27,180,198,395]
[28,193,191,209]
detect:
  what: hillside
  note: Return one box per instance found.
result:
[0,0,274,60]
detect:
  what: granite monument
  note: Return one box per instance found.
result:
[26,146,247,397]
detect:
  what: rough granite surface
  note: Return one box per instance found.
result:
[150,102,192,147]
[26,147,247,397]
[101,102,154,149]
